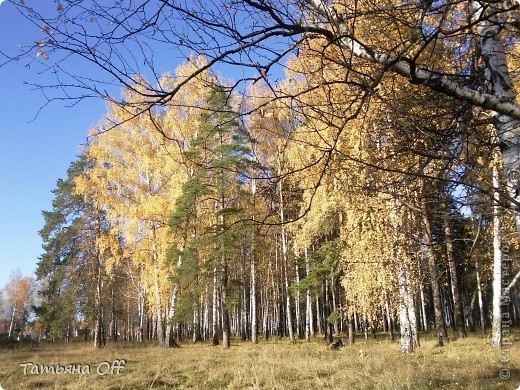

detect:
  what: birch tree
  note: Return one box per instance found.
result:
[75,82,189,346]
[4,272,35,340]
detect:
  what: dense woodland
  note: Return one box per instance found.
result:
[2,0,520,355]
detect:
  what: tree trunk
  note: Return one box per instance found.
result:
[471,0,520,235]
[165,288,181,348]
[212,267,220,346]
[331,276,339,335]
[441,195,466,338]
[384,290,394,341]
[279,179,295,343]
[93,212,103,349]
[419,280,428,332]
[151,225,165,347]
[421,189,448,346]
[408,288,419,348]
[263,263,271,340]
[475,258,487,334]
[203,284,210,341]
[221,262,231,349]
[250,239,258,344]
[240,250,248,341]
[324,279,333,344]
[305,245,313,341]
[126,288,131,341]
[347,313,355,345]
[219,207,231,349]
[138,288,145,342]
[315,295,322,335]
[295,258,301,339]
[93,266,103,348]
[391,201,419,351]
[8,304,16,340]
[272,238,281,337]
[192,288,202,343]
[166,240,184,348]
[110,286,117,342]
[251,179,258,344]
[491,139,503,349]
[397,261,416,353]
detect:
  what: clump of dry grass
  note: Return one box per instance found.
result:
[0,331,518,389]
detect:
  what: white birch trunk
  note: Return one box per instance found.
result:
[475,259,486,334]
[316,295,322,335]
[8,304,16,339]
[391,200,419,352]
[419,281,428,332]
[151,225,164,346]
[263,260,271,339]
[240,253,248,341]
[397,262,413,354]
[406,275,420,348]
[138,287,146,342]
[295,259,301,338]
[250,245,258,343]
[471,1,520,234]
[384,290,394,340]
[331,276,338,335]
[93,212,104,348]
[305,245,312,341]
[492,143,503,348]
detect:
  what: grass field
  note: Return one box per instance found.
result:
[0,331,518,389]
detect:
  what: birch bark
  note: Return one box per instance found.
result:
[491,138,503,349]
[470,1,520,233]
[151,224,165,347]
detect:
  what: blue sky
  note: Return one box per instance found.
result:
[0,1,106,289]
[0,0,290,290]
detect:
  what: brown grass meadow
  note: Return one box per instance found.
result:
[0,331,518,389]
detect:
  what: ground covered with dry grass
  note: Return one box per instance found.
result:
[0,332,518,389]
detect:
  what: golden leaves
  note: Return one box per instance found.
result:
[36,50,49,60]
[73,57,226,309]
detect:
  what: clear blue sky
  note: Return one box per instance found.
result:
[0,1,106,289]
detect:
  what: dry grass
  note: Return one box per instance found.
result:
[0,331,518,389]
